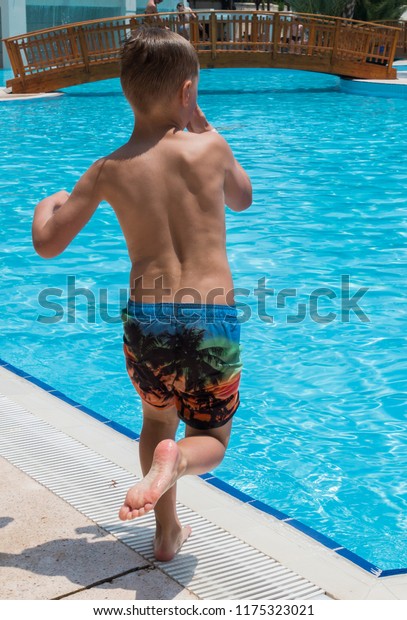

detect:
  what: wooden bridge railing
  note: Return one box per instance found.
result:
[3,11,400,94]
[374,20,407,58]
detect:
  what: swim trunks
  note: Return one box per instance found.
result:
[122,302,242,430]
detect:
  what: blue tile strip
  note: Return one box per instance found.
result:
[204,475,255,503]
[380,568,407,577]
[286,519,345,551]
[105,419,140,441]
[335,548,382,576]
[1,356,407,577]
[249,499,291,521]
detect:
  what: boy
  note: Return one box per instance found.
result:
[32,27,252,562]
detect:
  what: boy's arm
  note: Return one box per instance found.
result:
[222,140,252,212]
[32,160,105,258]
[187,106,252,212]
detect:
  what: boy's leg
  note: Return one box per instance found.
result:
[119,418,232,520]
[178,420,232,474]
[119,401,192,561]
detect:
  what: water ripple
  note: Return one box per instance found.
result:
[1,68,407,570]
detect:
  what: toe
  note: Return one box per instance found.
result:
[119,505,130,520]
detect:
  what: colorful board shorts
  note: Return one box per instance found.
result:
[122,301,242,430]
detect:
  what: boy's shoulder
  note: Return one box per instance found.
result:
[97,130,231,173]
[173,129,230,157]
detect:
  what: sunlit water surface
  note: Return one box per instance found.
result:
[1,67,406,570]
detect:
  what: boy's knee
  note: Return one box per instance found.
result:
[142,402,178,425]
[186,419,233,450]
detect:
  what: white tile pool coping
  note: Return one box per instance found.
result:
[0,86,63,101]
[0,364,406,600]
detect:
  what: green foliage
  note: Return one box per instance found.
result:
[353,0,405,21]
[288,0,347,15]
[288,0,405,20]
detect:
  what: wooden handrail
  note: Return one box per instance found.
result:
[3,11,400,94]
[375,19,407,56]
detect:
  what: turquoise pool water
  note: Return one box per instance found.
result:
[1,67,406,571]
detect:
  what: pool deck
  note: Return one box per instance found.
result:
[0,86,63,101]
[339,61,407,99]
[0,365,406,601]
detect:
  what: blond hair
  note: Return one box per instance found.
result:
[120,26,199,113]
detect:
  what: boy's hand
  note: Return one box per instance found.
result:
[187,105,215,134]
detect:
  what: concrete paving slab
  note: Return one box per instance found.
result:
[65,568,198,600]
[0,457,148,600]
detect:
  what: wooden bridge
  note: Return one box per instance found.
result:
[3,11,401,94]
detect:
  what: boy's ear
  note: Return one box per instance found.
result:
[180,79,193,107]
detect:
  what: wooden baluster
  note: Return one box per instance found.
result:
[190,17,199,47]
[272,12,280,59]
[59,32,67,63]
[387,28,399,76]
[21,39,32,72]
[210,10,217,61]
[78,27,90,72]
[7,40,26,80]
[307,21,315,56]
[331,19,341,65]
[103,24,108,56]
[49,33,58,66]
[252,14,258,51]
[267,17,272,52]
[96,24,103,59]
[99,24,104,58]
[67,26,79,62]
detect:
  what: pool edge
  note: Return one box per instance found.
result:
[1,359,407,599]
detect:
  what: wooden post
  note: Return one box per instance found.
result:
[5,40,26,81]
[77,27,90,72]
[210,10,217,61]
[387,28,399,77]
[252,13,258,50]
[331,19,341,66]
[272,12,280,60]
[67,26,80,60]
[190,17,199,47]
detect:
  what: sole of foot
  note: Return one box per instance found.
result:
[119,439,181,520]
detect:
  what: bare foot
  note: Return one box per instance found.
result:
[154,524,192,562]
[119,439,182,520]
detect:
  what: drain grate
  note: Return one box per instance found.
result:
[0,393,325,600]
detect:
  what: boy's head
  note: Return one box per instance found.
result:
[120,26,199,115]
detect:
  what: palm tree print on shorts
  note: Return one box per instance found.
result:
[122,310,242,429]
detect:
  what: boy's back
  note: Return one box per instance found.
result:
[101,128,236,303]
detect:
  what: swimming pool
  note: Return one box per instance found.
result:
[1,67,406,572]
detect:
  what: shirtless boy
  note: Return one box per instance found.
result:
[32,27,252,562]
